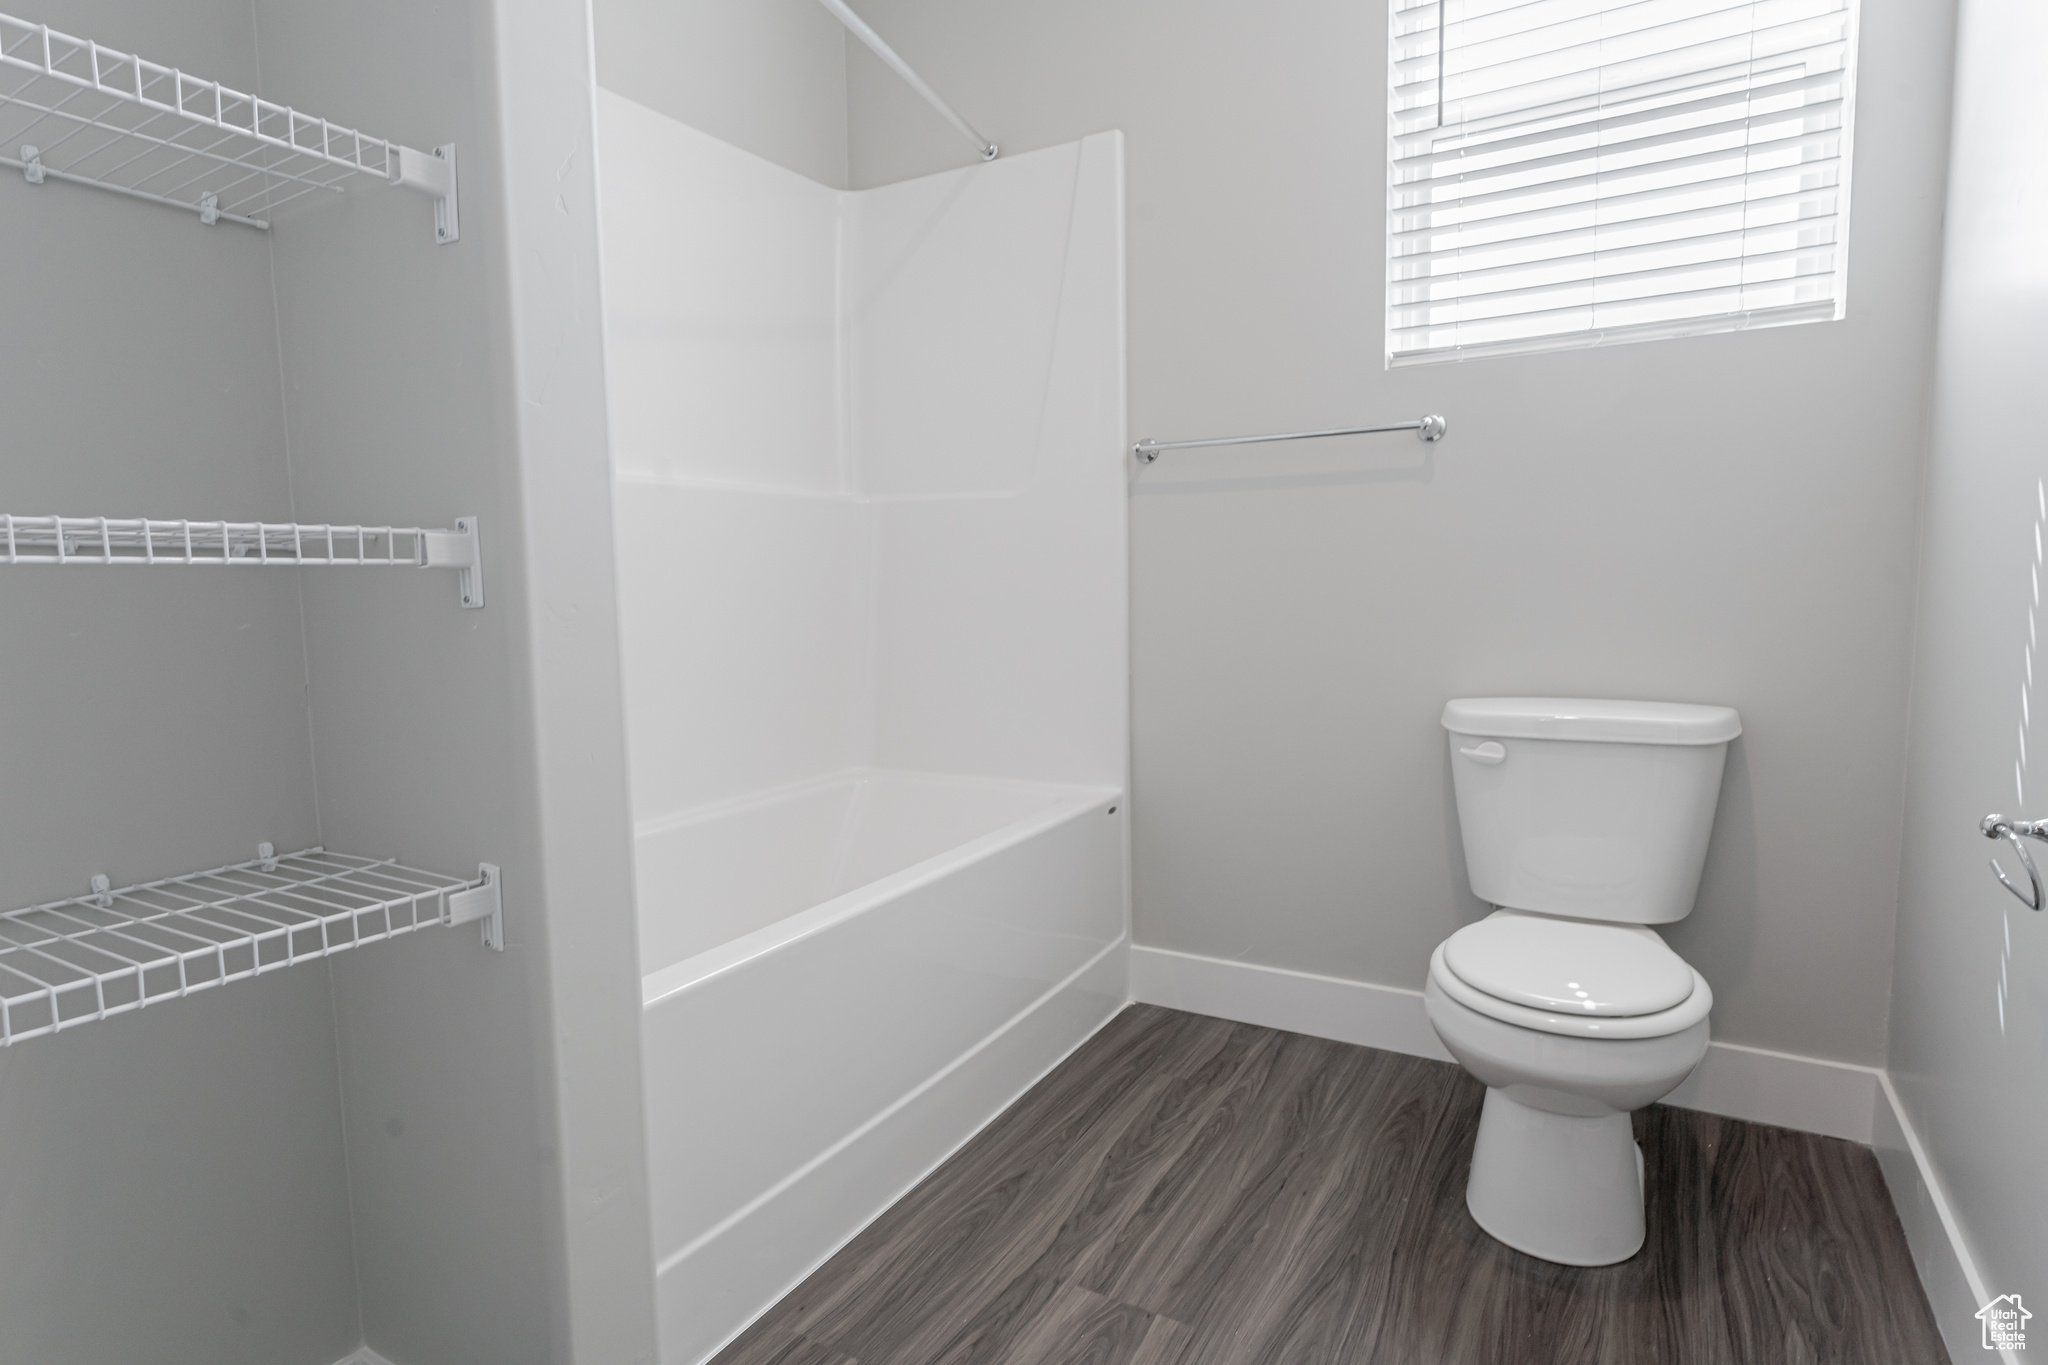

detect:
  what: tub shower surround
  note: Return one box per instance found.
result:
[596,94,1129,1365]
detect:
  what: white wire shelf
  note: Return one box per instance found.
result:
[0,847,502,1046]
[0,9,457,239]
[0,513,484,607]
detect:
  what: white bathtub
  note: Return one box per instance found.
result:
[639,771,1128,1365]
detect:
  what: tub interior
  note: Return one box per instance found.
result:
[636,770,1114,976]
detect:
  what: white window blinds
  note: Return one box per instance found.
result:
[1387,0,1859,364]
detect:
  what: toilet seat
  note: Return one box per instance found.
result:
[1444,910,1694,1016]
[1429,920,1713,1040]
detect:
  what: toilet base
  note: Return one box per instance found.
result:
[1465,1088,1645,1266]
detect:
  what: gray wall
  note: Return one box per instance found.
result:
[0,3,355,1363]
[1889,0,2048,1341]
[594,0,848,188]
[254,0,648,1359]
[0,0,650,1360]
[842,0,1955,1066]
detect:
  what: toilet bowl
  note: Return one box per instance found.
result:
[1425,920,1712,1264]
[1431,698,1740,1266]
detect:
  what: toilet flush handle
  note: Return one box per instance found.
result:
[1459,741,1508,766]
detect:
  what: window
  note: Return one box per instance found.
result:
[1387,0,1859,364]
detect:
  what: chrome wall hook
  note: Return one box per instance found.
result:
[1982,813,2047,910]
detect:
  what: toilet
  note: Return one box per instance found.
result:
[1427,697,1741,1267]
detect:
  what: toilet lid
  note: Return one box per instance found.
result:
[1443,911,1695,1017]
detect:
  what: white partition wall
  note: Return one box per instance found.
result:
[598,93,1128,1365]
[601,97,861,822]
[852,156,1128,787]
[603,93,1126,820]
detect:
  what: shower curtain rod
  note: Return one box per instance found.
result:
[1132,414,1449,463]
[815,0,997,161]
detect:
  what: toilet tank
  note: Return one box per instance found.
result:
[1443,698,1741,925]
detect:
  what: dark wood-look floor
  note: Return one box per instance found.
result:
[715,1005,1945,1365]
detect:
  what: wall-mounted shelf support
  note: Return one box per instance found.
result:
[1,11,457,241]
[444,863,503,951]
[0,847,500,1046]
[389,141,458,244]
[0,513,485,609]
[420,515,483,608]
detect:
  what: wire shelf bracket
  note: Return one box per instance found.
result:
[0,847,503,1047]
[0,11,458,241]
[0,512,484,608]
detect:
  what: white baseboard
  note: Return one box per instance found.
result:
[1872,1074,2011,1365]
[1129,942,1454,1063]
[1130,943,1998,1362]
[337,946,1997,1365]
[1131,944,1876,1139]
[1660,1037,1880,1143]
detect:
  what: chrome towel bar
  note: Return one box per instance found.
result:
[1133,413,1447,464]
